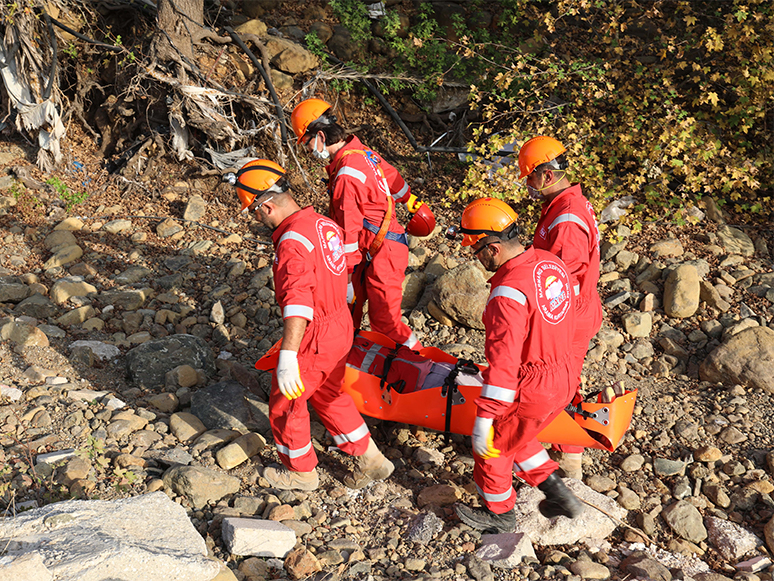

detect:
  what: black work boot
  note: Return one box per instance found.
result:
[537,472,584,519]
[455,504,516,534]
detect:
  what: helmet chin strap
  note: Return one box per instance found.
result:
[527,170,565,199]
[311,135,330,161]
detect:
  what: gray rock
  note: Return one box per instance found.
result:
[402,271,427,311]
[15,293,58,318]
[717,225,755,256]
[157,219,183,238]
[406,511,443,544]
[0,552,53,581]
[654,458,686,476]
[265,36,319,74]
[126,334,215,390]
[466,555,494,581]
[162,465,240,508]
[0,282,29,303]
[114,266,152,285]
[700,327,774,394]
[476,532,536,569]
[103,219,133,234]
[190,381,270,435]
[620,454,645,472]
[0,492,220,581]
[50,278,97,304]
[222,517,296,558]
[432,262,489,329]
[44,245,83,269]
[651,237,684,258]
[705,516,761,560]
[511,479,626,545]
[622,554,672,581]
[622,312,652,337]
[570,559,611,579]
[663,264,700,318]
[700,280,731,312]
[662,500,707,542]
[184,194,207,222]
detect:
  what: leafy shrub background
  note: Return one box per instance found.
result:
[323,0,773,224]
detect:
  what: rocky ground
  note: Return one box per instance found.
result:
[1,125,774,581]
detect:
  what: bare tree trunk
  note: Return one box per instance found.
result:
[153,0,204,67]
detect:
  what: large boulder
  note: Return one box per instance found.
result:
[0,492,220,581]
[511,479,626,545]
[432,262,489,329]
[126,334,215,390]
[700,327,774,393]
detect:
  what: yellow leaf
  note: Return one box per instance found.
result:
[685,15,697,26]
[707,92,719,106]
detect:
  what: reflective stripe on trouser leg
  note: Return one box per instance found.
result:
[308,350,370,457]
[363,241,420,349]
[495,411,563,488]
[473,453,518,514]
[269,379,318,472]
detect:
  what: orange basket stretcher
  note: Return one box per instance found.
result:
[256,330,636,452]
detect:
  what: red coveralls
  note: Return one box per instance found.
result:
[326,135,420,349]
[269,206,371,471]
[533,184,603,454]
[474,247,576,514]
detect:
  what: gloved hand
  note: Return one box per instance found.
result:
[346,281,355,304]
[472,416,500,459]
[276,350,305,400]
[405,194,422,213]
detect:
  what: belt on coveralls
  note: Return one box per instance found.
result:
[363,219,408,248]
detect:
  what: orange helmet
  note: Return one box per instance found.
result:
[457,198,519,247]
[517,136,567,178]
[235,159,286,211]
[291,98,331,144]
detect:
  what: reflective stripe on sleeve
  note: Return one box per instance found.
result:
[276,441,313,459]
[278,231,314,252]
[392,182,409,201]
[488,285,527,306]
[480,384,516,403]
[283,305,314,320]
[344,242,360,253]
[574,284,580,296]
[475,483,514,503]
[513,449,551,473]
[332,422,371,445]
[547,213,589,234]
[402,332,420,349]
[336,166,367,184]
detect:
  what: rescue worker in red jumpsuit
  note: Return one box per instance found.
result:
[290,98,431,350]
[234,160,394,491]
[449,198,583,533]
[519,136,604,480]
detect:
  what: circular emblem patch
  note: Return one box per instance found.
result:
[316,218,346,276]
[533,260,571,324]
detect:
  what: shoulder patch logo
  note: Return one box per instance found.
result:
[316,218,347,276]
[533,260,571,324]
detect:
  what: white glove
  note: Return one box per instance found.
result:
[346,281,355,304]
[276,350,305,400]
[472,416,500,459]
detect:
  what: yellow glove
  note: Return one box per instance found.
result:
[406,194,423,214]
[472,416,501,459]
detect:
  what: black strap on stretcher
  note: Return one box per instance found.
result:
[441,358,478,435]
